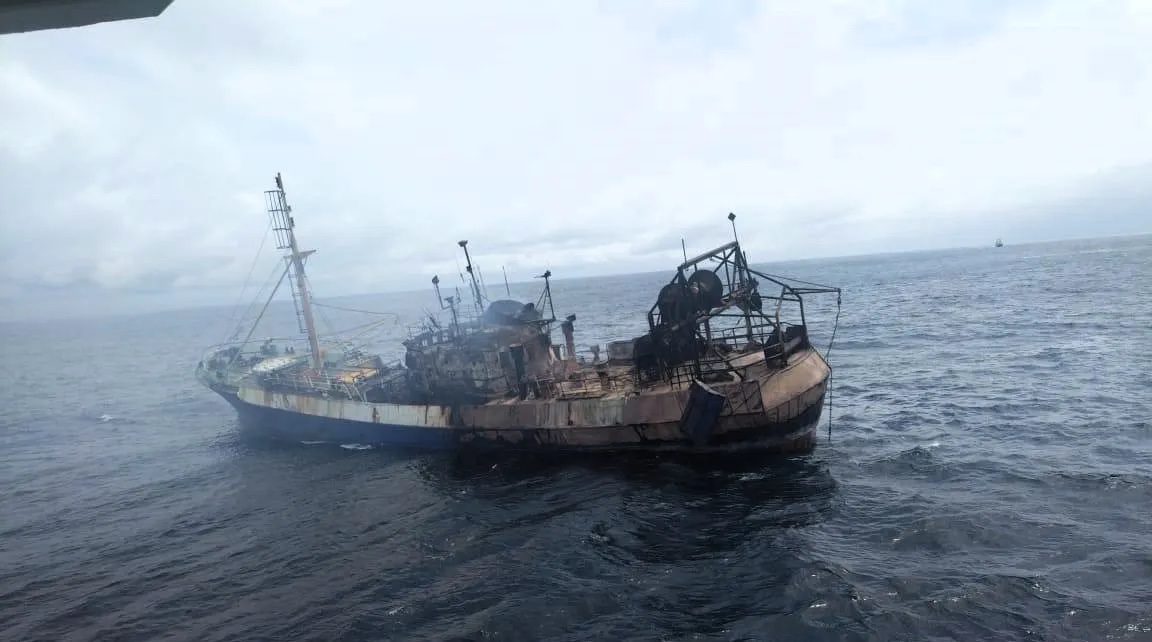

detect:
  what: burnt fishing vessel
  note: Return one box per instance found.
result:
[196,175,842,452]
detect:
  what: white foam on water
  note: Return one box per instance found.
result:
[339,443,374,451]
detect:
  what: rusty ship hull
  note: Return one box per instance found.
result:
[197,176,842,455]
[210,347,828,452]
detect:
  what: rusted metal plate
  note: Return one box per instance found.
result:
[238,386,454,428]
[620,389,689,425]
[462,395,634,429]
[759,349,828,415]
[727,350,765,369]
[237,347,829,445]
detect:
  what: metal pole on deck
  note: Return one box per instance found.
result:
[458,240,484,314]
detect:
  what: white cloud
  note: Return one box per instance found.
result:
[1,0,1150,320]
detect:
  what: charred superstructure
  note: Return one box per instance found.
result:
[197,176,842,452]
[643,231,836,387]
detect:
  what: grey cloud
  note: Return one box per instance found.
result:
[1,0,1150,321]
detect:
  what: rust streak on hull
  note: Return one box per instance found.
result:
[199,183,844,455]
[230,348,829,453]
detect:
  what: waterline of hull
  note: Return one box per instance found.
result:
[215,389,824,454]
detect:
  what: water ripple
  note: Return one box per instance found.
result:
[1,236,1150,640]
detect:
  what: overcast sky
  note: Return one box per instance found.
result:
[2,0,1151,321]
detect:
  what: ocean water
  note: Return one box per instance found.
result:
[1,235,1150,641]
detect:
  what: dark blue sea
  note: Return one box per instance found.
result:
[2,236,1150,641]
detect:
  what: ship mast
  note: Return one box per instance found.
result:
[266,173,323,369]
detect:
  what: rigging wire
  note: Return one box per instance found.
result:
[227,259,283,342]
[301,291,402,347]
[226,262,292,367]
[220,225,272,341]
[756,271,839,291]
[334,317,396,341]
[312,301,400,319]
[307,277,337,337]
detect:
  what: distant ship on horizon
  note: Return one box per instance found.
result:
[995,238,1004,248]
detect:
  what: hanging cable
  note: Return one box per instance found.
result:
[826,292,842,358]
[826,292,841,441]
[828,368,834,442]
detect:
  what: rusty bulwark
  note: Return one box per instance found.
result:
[237,347,829,452]
[240,386,454,428]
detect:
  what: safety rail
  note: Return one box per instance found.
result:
[661,323,810,390]
[260,370,366,401]
[198,336,311,368]
[257,359,404,402]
